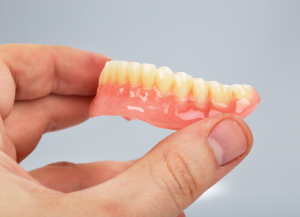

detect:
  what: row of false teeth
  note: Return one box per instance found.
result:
[99,61,253,103]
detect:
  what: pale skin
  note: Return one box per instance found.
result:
[0,44,253,217]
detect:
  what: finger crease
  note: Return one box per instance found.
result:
[40,98,54,132]
[164,152,196,205]
[50,49,59,93]
[145,156,179,213]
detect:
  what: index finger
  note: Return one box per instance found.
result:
[0,44,111,118]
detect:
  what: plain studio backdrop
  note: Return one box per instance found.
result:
[1,1,299,216]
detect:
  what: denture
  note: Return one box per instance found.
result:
[89,61,260,130]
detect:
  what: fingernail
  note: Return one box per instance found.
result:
[208,119,248,166]
[86,51,112,62]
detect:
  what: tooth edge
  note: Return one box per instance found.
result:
[101,61,253,104]
[173,72,193,98]
[116,61,128,85]
[192,78,209,102]
[102,62,110,85]
[156,66,174,95]
[128,62,141,87]
[141,63,157,89]
[109,60,118,83]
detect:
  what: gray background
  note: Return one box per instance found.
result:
[1,0,299,216]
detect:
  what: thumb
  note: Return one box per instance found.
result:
[57,113,252,217]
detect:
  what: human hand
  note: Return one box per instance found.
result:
[0,44,253,217]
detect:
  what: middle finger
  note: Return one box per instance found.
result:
[4,94,93,162]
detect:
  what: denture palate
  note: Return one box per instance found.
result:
[90,60,260,130]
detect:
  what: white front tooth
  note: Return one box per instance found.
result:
[192,78,209,102]
[242,84,253,97]
[128,62,141,87]
[209,81,232,103]
[116,61,128,85]
[109,60,118,83]
[173,72,193,99]
[141,63,157,89]
[101,62,110,85]
[156,66,174,94]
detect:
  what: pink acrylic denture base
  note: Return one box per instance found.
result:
[89,83,260,130]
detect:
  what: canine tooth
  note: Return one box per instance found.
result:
[109,60,118,83]
[128,62,141,87]
[232,84,253,100]
[174,72,193,99]
[116,61,128,85]
[192,78,209,102]
[156,67,174,94]
[141,63,157,89]
[101,62,110,85]
[209,81,232,103]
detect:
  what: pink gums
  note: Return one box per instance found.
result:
[89,83,260,130]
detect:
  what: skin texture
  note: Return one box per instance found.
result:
[0,44,253,217]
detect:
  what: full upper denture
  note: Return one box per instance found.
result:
[89,61,260,130]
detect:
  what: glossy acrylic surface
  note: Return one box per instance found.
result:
[89,83,260,130]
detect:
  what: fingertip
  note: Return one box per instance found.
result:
[208,119,248,166]
[85,51,111,72]
[209,114,254,160]
[77,50,111,95]
[89,51,112,62]
[189,113,253,159]
[0,62,15,119]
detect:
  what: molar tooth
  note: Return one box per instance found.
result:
[141,63,157,89]
[128,62,141,87]
[116,61,128,85]
[101,62,110,85]
[192,78,209,102]
[242,84,253,97]
[156,66,174,95]
[109,60,118,83]
[231,84,253,100]
[231,84,244,100]
[174,72,193,99]
[209,81,232,103]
